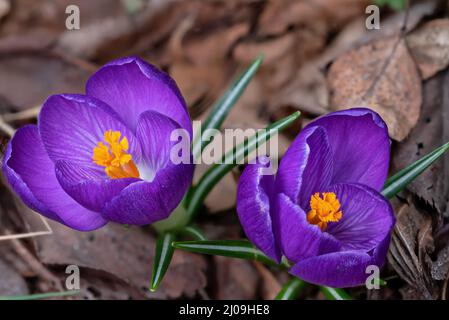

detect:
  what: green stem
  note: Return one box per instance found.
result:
[275,278,306,300]
[320,286,352,300]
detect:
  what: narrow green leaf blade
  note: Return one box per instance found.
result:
[320,287,352,300]
[275,278,306,300]
[382,141,449,199]
[374,0,406,11]
[180,225,207,241]
[150,232,176,292]
[192,55,264,159]
[187,111,300,220]
[0,290,80,300]
[172,240,277,266]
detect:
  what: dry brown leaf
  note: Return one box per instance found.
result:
[328,36,422,141]
[0,258,29,295]
[388,200,436,299]
[392,71,449,214]
[258,0,369,36]
[185,23,249,66]
[0,53,90,111]
[253,262,281,300]
[214,256,259,299]
[234,33,296,66]
[33,221,207,299]
[407,19,449,80]
[56,0,178,60]
[269,64,329,117]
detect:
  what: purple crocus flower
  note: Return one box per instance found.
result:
[237,108,395,288]
[2,57,193,231]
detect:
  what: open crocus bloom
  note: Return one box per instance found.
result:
[237,108,395,287]
[3,57,194,231]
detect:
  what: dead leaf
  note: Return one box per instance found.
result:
[392,71,449,214]
[253,262,281,300]
[407,19,449,80]
[214,256,259,299]
[0,258,29,295]
[0,53,90,111]
[328,36,422,141]
[258,0,369,36]
[318,1,440,68]
[184,22,249,66]
[269,64,329,117]
[388,200,437,299]
[33,221,207,299]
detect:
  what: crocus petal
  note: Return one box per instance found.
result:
[86,56,192,136]
[236,157,281,263]
[275,193,341,263]
[135,110,186,181]
[55,161,139,212]
[289,234,392,288]
[101,161,194,225]
[325,183,395,251]
[276,126,333,209]
[38,94,141,174]
[307,108,390,191]
[2,125,106,231]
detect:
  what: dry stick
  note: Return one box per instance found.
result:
[0,216,52,242]
[1,105,41,122]
[0,117,15,136]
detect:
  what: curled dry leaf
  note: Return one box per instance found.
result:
[392,71,449,214]
[388,200,437,299]
[406,19,449,80]
[328,36,422,141]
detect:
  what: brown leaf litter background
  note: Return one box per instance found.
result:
[1,0,449,300]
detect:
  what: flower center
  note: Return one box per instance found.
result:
[92,130,139,179]
[307,192,342,231]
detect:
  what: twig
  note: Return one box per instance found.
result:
[1,105,41,122]
[0,117,15,136]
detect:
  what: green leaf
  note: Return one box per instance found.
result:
[275,278,306,300]
[180,225,207,241]
[0,290,80,300]
[374,0,406,11]
[382,141,449,199]
[150,232,176,292]
[192,55,264,160]
[172,240,278,267]
[320,287,352,300]
[187,111,300,221]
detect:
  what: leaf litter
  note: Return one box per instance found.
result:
[0,0,449,300]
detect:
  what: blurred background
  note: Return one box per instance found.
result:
[1,0,449,300]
